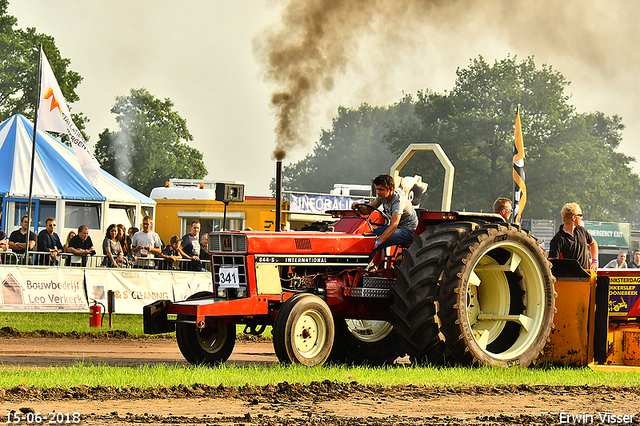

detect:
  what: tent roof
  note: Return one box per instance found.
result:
[0,114,154,205]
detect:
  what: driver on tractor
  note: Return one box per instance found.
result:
[352,174,418,268]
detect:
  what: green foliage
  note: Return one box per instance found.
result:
[94,88,207,196]
[0,0,87,138]
[384,55,640,221]
[275,98,415,194]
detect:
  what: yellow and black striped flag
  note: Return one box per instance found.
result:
[512,107,527,224]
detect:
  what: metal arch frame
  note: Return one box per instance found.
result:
[390,143,454,211]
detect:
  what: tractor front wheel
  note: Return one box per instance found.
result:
[176,291,236,366]
[273,294,334,366]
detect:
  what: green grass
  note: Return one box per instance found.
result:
[1,363,639,389]
[1,312,639,390]
[0,312,148,335]
[0,311,273,338]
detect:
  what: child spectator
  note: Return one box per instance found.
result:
[158,235,182,270]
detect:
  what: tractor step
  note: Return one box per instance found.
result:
[362,276,395,288]
[344,287,391,298]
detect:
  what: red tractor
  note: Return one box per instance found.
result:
[144,144,556,367]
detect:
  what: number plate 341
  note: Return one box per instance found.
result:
[218,267,240,288]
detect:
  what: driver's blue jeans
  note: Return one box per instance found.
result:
[368,225,415,262]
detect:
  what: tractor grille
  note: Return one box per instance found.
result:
[211,255,247,287]
[209,233,247,253]
[294,238,312,251]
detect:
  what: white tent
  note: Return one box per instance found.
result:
[0,114,155,242]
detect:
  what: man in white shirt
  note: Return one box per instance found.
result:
[604,252,628,269]
[132,216,162,268]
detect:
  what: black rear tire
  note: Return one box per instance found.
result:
[391,222,479,364]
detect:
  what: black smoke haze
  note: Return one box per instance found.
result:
[255,0,640,162]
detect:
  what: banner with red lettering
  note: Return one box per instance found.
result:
[85,269,173,314]
[0,268,87,312]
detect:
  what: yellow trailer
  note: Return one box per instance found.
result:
[152,195,279,246]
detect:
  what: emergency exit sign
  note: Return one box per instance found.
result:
[583,221,630,247]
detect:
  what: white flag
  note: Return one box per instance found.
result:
[37,48,100,186]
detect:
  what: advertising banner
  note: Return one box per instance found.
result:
[290,193,365,214]
[172,272,214,301]
[85,269,173,314]
[0,267,87,312]
[608,275,640,317]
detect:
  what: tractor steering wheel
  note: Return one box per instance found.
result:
[352,203,391,232]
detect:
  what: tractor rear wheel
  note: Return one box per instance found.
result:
[329,319,403,366]
[438,223,556,366]
[273,294,334,366]
[391,222,479,364]
[176,291,236,366]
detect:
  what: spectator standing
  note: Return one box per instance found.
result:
[127,227,139,261]
[548,203,598,271]
[604,252,628,269]
[67,225,96,267]
[199,233,211,263]
[181,220,202,270]
[102,224,124,267]
[158,235,182,270]
[629,250,640,269]
[36,217,64,265]
[131,217,162,268]
[9,215,36,263]
[493,198,513,221]
[0,230,7,252]
[63,231,76,252]
[116,224,133,265]
[0,230,7,263]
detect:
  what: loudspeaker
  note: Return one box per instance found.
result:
[215,183,245,203]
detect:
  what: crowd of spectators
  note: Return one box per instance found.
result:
[0,216,210,271]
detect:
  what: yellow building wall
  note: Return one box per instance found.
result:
[153,197,281,244]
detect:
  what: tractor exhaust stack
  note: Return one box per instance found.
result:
[275,160,282,232]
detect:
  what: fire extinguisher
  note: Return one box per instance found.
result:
[89,300,103,328]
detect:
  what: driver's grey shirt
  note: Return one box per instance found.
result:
[375,190,418,231]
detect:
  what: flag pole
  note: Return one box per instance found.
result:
[25,44,43,264]
[511,105,518,224]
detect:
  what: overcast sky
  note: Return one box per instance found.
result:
[8,1,640,197]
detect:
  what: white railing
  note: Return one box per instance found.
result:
[0,251,211,272]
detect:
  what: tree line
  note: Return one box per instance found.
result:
[279,56,640,223]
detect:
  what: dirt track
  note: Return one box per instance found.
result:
[1,336,640,425]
